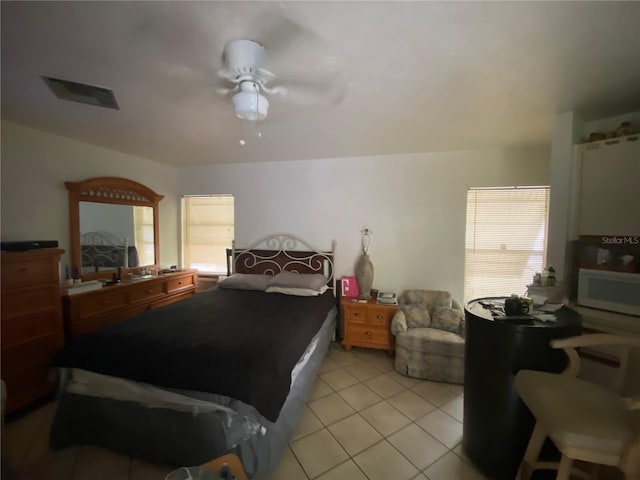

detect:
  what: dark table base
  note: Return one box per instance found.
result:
[463,298,581,480]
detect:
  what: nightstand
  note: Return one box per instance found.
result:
[341,298,397,355]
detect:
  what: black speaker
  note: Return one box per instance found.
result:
[1,240,59,251]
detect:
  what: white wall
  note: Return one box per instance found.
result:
[1,120,549,302]
[0,121,180,271]
[547,111,584,281]
[178,146,550,302]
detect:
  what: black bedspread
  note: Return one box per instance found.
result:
[54,288,336,421]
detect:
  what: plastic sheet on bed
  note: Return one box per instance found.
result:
[58,334,320,450]
[64,368,265,448]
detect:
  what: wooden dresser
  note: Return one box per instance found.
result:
[1,248,65,413]
[341,298,398,355]
[63,269,197,339]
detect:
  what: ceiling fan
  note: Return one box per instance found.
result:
[214,16,347,122]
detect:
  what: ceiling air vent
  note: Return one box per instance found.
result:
[42,76,119,110]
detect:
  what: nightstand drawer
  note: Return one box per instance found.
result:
[367,306,395,326]
[345,306,368,324]
[346,323,392,346]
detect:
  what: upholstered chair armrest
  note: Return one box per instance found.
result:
[451,298,466,337]
[391,310,408,335]
[451,298,463,314]
[550,334,640,377]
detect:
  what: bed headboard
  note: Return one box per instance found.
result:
[81,231,139,272]
[227,233,336,290]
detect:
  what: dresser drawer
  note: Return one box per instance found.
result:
[1,255,58,289]
[367,306,395,326]
[3,361,55,414]
[1,248,64,413]
[73,306,147,337]
[167,275,194,293]
[346,323,392,346]
[75,288,127,317]
[152,290,194,309]
[129,281,164,303]
[1,334,58,373]
[63,271,198,339]
[2,286,60,318]
[1,310,59,347]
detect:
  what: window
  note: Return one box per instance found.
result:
[182,195,234,275]
[133,206,155,266]
[464,187,550,301]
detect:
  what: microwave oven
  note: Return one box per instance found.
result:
[577,268,640,316]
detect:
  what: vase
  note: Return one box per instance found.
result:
[355,253,374,299]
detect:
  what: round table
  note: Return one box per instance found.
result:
[462,297,582,480]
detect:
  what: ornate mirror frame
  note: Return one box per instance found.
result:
[66,177,164,281]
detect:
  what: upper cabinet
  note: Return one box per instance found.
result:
[576,135,640,236]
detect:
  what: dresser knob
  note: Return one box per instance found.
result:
[102,300,109,305]
[366,331,372,336]
[146,289,152,293]
[376,314,384,320]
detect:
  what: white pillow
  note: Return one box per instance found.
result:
[218,273,272,291]
[266,284,329,297]
[265,271,329,296]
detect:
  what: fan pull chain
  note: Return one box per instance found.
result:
[239,120,246,146]
[255,89,262,140]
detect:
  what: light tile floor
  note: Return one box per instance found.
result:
[1,343,486,479]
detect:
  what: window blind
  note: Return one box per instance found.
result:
[133,206,154,266]
[464,187,550,301]
[182,196,234,274]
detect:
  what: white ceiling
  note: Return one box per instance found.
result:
[2,1,640,167]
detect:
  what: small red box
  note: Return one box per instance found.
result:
[341,276,359,298]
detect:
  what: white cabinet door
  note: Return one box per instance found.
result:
[578,139,640,236]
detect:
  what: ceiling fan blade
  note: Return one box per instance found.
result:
[215,87,233,96]
[273,76,348,107]
[256,14,345,83]
[217,68,236,82]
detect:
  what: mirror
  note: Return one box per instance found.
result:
[66,177,164,281]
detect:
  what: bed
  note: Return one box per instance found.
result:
[50,233,337,478]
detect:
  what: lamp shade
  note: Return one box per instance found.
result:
[232,82,269,121]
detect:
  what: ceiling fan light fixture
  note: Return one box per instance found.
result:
[232,81,269,121]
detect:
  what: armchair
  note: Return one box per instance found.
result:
[515,334,640,480]
[391,290,465,384]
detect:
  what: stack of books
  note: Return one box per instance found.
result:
[65,280,103,295]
